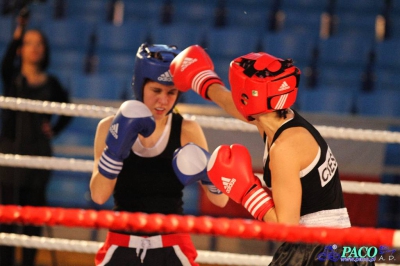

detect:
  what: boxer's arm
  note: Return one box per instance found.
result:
[267,129,309,225]
[207,83,251,123]
[90,117,117,205]
[180,119,229,208]
[170,45,254,124]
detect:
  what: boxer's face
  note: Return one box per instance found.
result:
[143,80,178,120]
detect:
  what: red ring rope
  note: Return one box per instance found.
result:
[0,205,398,248]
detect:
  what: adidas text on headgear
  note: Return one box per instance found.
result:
[132,43,181,103]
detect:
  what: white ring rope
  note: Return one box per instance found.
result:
[1,96,400,143]
[0,96,116,118]
[0,233,273,266]
[0,153,400,197]
[0,233,397,266]
[0,153,93,172]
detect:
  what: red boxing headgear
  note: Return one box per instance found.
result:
[229,52,301,121]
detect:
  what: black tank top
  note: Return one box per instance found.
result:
[114,113,184,215]
[263,110,345,216]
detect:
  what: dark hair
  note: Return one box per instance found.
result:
[276,109,288,119]
[22,29,50,71]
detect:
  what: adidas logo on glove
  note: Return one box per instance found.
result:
[110,123,119,139]
[222,177,236,193]
[158,71,173,82]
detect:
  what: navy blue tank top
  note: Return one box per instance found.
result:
[263,110,345,216]
[114,113,184,215]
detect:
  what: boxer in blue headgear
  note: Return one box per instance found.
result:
[91,42,228,266]
[132,43,181,113]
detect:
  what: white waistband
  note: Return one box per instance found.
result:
[129,235,163,263]
[299,208,351,228]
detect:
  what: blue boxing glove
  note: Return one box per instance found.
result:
[172,143,222,194]
[98,100,155,179]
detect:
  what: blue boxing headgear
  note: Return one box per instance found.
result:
[132,43,181,103]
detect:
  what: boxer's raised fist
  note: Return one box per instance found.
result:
[98,100,155,179]
[170,45,224,99]
[207,144,274,220]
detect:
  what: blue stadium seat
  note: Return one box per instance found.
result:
[297,66,310,89]
[318,66,363,92]
[282,9,322,36]
[46,171,91,208]
[318,35,373,68]
[262,31,317,66]
[48,49,86,75]
[0,64,4,93]
[378,124,400,229]
[391,15,400,39]
[96,21,149,55]
[298,87,354,115]
[375,68,400,91]
[150,24,204,50]
[281,0,327,13]
[97,53,135,81]
[227,0,270,8]
[205,26,259,59]
[41,18,94,52]
[65,0,110,23]
[212,57,231,89]
[53,113,99,149]
[377,173,400,229]
[52,128,95,148]
[173,1,215,27]
[355,90,400,118]
[69,74,125,100]
[393,0,400,13]
[28,1,53,27]
[123,0,162,24]
[47,69,77,94]
[335,13,377,38]
[383,126,400,166]
[46,171,115,209]
[227,5,269,29]
[0,15,13,46]
[334,0,383,15]
[376,38,400,70]
[182,182,200,215]
[179,90,217,106]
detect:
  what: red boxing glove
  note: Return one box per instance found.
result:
[170,45,224,99]
[207,144,274,221]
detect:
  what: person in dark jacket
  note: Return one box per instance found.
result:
[0,11,72,266]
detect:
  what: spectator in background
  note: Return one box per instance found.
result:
[0,7,72,266]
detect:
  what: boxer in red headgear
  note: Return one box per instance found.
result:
[170,46,372,266]
[228,52,300,121]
